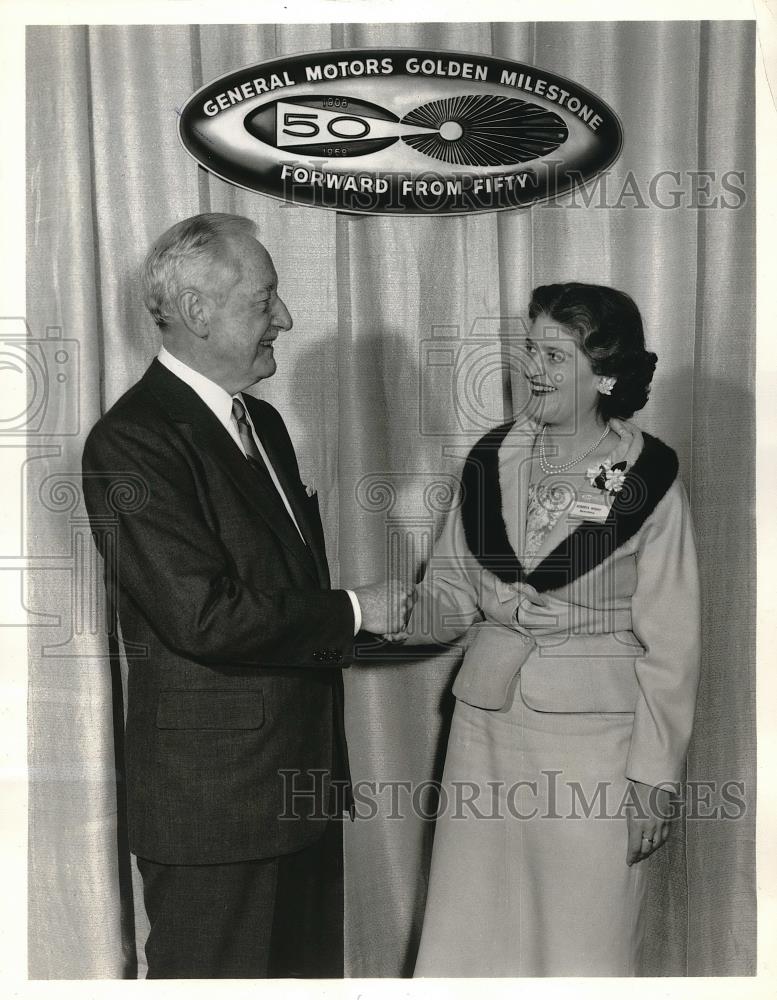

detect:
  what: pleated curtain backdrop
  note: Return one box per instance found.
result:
[26,20,755,978]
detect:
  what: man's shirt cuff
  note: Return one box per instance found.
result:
[345,590,362,635]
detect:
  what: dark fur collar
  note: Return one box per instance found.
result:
[460,421,678,592]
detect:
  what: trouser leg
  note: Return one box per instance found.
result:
[136,854,279,978]
[136,821,345,979]
[269,819,345,978]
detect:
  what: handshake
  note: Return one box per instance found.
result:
[351,580,416,643]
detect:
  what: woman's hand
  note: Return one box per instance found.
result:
[511,582,549,611]
[381,629,410,643]
[609,417,644,468]
[626,779,674,866]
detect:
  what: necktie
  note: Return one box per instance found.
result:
[231,397,270,476]
[232,396,309,548]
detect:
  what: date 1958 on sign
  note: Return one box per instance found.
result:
[179,48,623,216]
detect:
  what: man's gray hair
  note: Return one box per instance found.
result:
[141,213,257,328]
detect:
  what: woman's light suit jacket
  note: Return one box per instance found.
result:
[404,419,701,788]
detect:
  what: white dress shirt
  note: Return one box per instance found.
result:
[157,347,361,633]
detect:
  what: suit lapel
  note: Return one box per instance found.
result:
[460,419,524,584]
[497,421,613,576]
[525,433,678,592]
[142,361,319,584]
[460,418,679,593]
[242,395,331,589]
[497,421,536,562]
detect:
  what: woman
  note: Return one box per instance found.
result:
[402,282,701,977]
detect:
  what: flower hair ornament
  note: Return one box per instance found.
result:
[586,458,627,496]
[597,375,617,396]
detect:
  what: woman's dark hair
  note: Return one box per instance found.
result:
[528,282,657,420]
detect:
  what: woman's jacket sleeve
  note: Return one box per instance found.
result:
[625,478,702,787]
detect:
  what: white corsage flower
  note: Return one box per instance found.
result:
[603,466,627,493]
[587,459,628,496]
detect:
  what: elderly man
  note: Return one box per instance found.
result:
[81,213,407,978]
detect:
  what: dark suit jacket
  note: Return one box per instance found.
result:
[82,359,355,865]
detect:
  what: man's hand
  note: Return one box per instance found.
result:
[353,580,414,637]
[626,779,674,866]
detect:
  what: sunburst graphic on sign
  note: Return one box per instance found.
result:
[399,94,568,166]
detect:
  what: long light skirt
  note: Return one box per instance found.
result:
[414,679,648,977]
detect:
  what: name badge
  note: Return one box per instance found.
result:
[568,489,613,522]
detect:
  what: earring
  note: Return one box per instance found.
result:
[597,375,616,396]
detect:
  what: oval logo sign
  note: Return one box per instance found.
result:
[179,48,623,216]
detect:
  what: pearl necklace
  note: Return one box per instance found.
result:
[539,423,610,474]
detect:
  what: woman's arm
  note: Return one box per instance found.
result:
[623,476,702,863]
[398,494,484,645]
[626,477,702,787]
